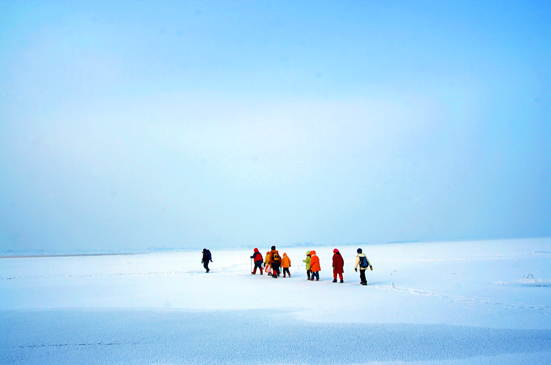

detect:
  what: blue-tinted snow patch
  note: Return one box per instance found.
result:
[1,309,550,364]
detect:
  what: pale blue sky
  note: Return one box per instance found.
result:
[1,0,550,252]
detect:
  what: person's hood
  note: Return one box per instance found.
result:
[283,253,288,257]
[306,251,311,255]
[254,248,259,253]
[310,250,316,255]
[333,249,339,254]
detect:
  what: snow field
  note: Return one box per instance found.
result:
[1,238,550,364]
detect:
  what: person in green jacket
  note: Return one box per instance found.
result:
[303,251,312,280]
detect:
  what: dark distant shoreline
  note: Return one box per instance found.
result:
[0,252,142,259]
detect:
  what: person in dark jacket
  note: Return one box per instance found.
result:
[332,248,344,283]
[250,248,264,275]
[202,248,212,273]
[269,246,281,278]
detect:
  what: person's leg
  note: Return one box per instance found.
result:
[273,264,280,278]
[360,269,366,284]
[333,272,337,282]
[339,273,344,282]
[307,270,311,280]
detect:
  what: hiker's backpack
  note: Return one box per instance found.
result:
[359,256,369,268]
[206,250,212,261]
[272,252,281,263]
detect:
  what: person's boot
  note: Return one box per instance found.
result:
[289,273,291,278]
[340,279,344,283]
[332,279,337,283]
[260,269,263,275]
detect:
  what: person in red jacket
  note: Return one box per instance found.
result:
[250,248,264,275]
[332,248,344,283]
[309,250,320,281]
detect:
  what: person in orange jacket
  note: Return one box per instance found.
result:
[309,250,320,281]
[265,251,272,276]
[281,253,291,278]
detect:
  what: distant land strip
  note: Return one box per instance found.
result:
[0,252,142,259]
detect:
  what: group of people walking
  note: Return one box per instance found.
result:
[202,246,373,285]
[250,246,373,285]
[251,246,293,278]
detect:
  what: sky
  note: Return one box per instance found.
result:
[0,0,550,253]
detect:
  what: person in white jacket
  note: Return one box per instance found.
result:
[354,248,372,285]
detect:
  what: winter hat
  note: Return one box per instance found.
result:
[271,246,276,250]
[333,249,339,253]
[357,248,362,253]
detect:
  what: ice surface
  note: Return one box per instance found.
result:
[1,238,550,364]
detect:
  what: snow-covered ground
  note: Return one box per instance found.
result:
[1,238,550,364]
